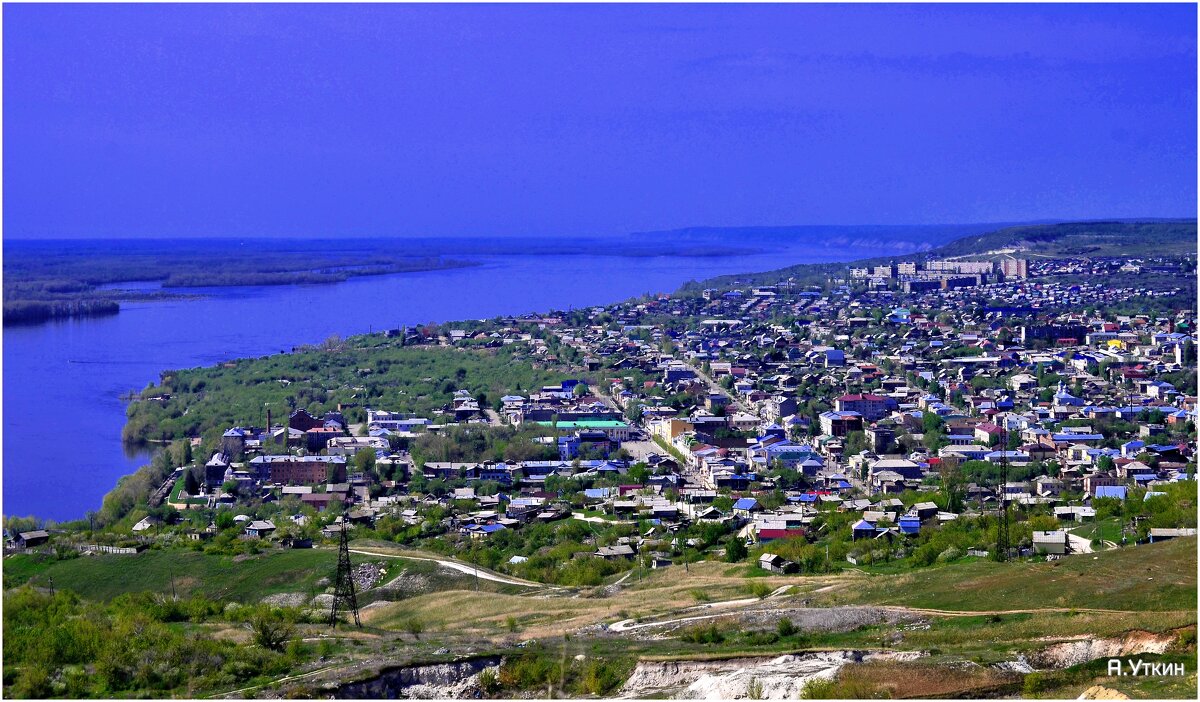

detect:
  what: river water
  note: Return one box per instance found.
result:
[3,243,906,520]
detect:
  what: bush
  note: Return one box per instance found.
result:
[498,645,559,690]
[777,617,797,637]
[576,658,628,696]
[936,546,962,563]
[680,623,725,644]
[911,543,939,567]
[800,676,839,699]
[403,618,424,639]
[2,586,300,698]
[477,667,500,696]
[249,610,296,652]
[1022,672,1047,696]
[748,582,772,599]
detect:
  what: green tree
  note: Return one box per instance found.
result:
[354,448,377,476]
[183,468,200,496]
[843,431,868,456]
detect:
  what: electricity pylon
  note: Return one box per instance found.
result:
[330,524,361,628]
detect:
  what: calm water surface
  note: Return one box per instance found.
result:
[3,247,885,520]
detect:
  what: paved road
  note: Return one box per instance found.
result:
[1067,531,1094,554]
[622,439,661,463]
[687,363,742,412]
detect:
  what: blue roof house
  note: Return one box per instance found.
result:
[852,519,877,540]
[898,516,922,536]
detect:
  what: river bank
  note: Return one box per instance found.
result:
[4,240,906,521]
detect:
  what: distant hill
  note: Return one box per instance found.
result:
[681,218,1197,292]
[930,219,1197,259]
[631,222,1039,256]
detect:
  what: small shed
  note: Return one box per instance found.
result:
[758,552,797,574]
[1032,530,1069,555]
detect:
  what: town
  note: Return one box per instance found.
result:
[14,249,1193,583]
[5,237,1197,700]
[5,3,1196,698]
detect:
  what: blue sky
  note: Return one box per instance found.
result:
[3,3,1196,239]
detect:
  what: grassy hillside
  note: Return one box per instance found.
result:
[2,544,530,605]
[2,544,526,605]
[3,548,335,602]
[814,537,1197,612]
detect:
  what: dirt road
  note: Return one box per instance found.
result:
[348,549,545,588]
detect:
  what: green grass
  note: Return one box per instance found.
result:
[816,537,1197,612]
[3,543,531,605]
[3,548,336,602]
[1070,517,1125,544]
[168,475,207,505]
[123,342,572,444]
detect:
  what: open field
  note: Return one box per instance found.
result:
[807,537,1197,612]
[3,548,337,602]
[1,544,525,604]
[362,560,821,641]
[1071,517,1126,544]
[4,537,1195,698]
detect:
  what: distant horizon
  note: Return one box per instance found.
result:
[4,3,1195,239]
[4,215,1197,244]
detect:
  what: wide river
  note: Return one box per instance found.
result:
[4,244,896,520]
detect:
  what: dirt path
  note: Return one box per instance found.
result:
[607,595,1181,633]
[610,585,793,631]
[348,549,546,588]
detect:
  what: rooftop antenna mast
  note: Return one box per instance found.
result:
[330,523,361,628]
